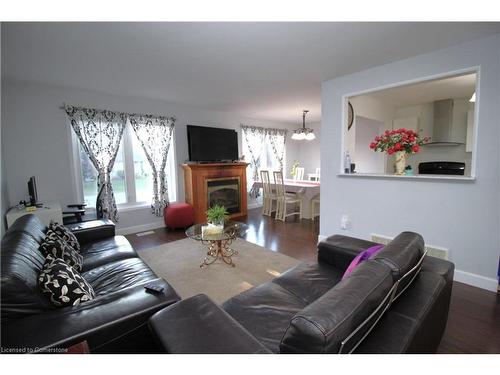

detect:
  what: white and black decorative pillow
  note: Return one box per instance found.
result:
[39,236,83,271]
[45,228,62,242]
[38,255,95,307]
[48,221,80,252]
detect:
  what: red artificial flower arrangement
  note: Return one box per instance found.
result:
[369,128,430,155]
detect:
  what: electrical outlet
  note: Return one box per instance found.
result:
[340,214,349,230]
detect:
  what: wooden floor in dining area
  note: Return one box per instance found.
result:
[125,207,499,354]
[125,206,320,261]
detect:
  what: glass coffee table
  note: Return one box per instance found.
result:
[185,221,249,268]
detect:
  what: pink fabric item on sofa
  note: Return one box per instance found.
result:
[342,244,385,280]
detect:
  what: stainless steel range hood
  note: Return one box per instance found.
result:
[424,99,465,146]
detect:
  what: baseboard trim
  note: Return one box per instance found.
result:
[117,221,165,236]
[317,234,327,244]
[318,234,497,292]
[454,269,498,292]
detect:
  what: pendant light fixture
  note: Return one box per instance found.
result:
[292,110,315,141]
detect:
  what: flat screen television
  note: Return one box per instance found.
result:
[187,125,238,162]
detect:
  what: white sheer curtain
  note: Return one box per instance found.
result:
[267,128,287,172]
[64,105,127,222]
[241,125,287,198]
[129,114,175,216]
[241,125,267,198]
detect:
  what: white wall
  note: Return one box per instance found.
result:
[321,34,500,291]
[347,95,394,169]
[1,81,299,232]
[354,116,385,174]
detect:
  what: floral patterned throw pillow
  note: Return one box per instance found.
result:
[38,255,95,307]
[40,234,83,271]
[48,221,80,252]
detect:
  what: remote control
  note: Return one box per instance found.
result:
[144,281,164,294]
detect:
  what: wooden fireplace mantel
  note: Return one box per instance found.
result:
[181,162,249,224]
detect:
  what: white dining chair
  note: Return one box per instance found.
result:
[273,170,302,222]
[260,170,276,217]
[311,195,320,220]
[294,167,305,181]
[308,168,321,182]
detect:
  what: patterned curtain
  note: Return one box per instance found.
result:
[267,128,287,172]
[241,125,267,198]
[129,114,175,216]
[64,105,127,222]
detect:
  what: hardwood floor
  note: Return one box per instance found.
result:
[437,282,500,353]
[126,207,320,261]
[125,207,500,354]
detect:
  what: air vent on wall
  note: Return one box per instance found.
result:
[370,233,449,260]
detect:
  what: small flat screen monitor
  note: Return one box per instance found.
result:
[28,176,38,206]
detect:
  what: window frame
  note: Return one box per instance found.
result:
[69,121,178,210]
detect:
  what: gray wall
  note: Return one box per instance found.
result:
[0,24,8,237]
[295,121,321,177]
[1,154,8,237]
[1,81,299,232]
[321,34,500,291]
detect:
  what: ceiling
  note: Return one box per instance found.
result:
[2,22,499,124]
[358,73,477,107]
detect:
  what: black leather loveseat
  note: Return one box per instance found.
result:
[148,232,454,354]
[0,214,180,353]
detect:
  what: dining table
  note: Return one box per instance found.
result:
[251,179,320,219]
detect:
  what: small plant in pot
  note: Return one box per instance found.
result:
[206,205,228,227]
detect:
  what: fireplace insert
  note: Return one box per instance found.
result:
[207,177,241,214]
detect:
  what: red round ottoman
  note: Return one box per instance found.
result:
[164,203,195,229]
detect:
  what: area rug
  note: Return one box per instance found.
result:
[137,238,300,304]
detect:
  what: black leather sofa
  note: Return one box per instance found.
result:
[0,214,180,353]
[149,232,454,354]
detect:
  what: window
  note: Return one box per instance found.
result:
[79,146,98,207]
[79,141,127,206]
[261,137,283,173]
[241,129,286,191]
[111,142,127,204]
[74,122,177,208]
[132,134,154,203]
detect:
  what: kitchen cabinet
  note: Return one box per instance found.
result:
[391,103,433,138]
[392,116,419,131]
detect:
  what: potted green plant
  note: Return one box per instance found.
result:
[206,205,228,227]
